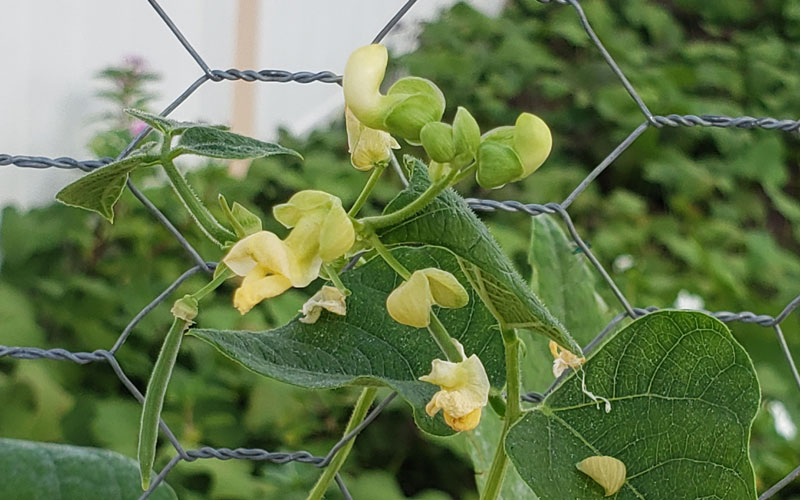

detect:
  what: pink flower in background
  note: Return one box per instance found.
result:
[129,120,148,136]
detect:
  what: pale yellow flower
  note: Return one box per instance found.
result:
[386,268,469,328]
[576,456,627,496]
[274,190,355,264]
[299,286,347,324]
[550,340,585,377]
[419,340,489,432]
[223,231,303,314]
[224,191,355,315]
[343,44,444,143]
[345,107,400,170]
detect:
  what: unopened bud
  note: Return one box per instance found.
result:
[383,77,445,144]
[476,141,523,189]
[420,122,455,162]
[452,107,480,167]
[513,113,552,178]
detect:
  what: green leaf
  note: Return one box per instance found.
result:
[379,158,580,355]
[55,154,159,222]
[231,202,263,236]
[177,126,302,160]
[524,215,611,392]
[124,108,229,135]
[0,438,177,500]
[191,246,504,435]
[506,311,760,499]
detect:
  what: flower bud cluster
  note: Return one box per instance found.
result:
[344,44,553,188]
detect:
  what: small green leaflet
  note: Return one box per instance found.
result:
[506,311,760,499]
[379,158,581,355]
[176,126,302,160]
[124,108,228,135]
[0,438,177,500]
[55,154,159,222]
[191,246,505,436]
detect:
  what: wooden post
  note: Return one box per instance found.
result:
[229,0,260,178]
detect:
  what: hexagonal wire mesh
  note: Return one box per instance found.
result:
[1,0,799,498]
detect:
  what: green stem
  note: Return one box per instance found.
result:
[192,266,234,300]
[138,317,189,490]
[160,138,235,246]
[451,161,477,186]
[370,235,462,363]
[359,166,458,231]
[323,263,351,296]
[480,329,523,500]
[369,235,411,280]
[306,387,378,500]
[348,163,386,217]
[428,313,465,363]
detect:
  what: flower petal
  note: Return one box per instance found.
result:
[386,271,434,328]
[299,286,347,324]
[234,271,292,314]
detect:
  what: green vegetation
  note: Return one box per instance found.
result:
[1,1,798,498]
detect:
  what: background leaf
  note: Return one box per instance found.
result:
[0,438,177,500]
[523,215,612,393]
[507,311,760,499]
[177,126,301,160]
[379,160,581,355]
[191,246,505,435]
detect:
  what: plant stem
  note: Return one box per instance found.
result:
[451,161,477,186]
[323,263,351,296]
[428,313,465,363]
[160,137,235,246]
[480,329,523,500]
[359,166,458,231]
[191,266,234,301]
[306,387,378,500]
[369,235,411,280]
[348,163,386,217]
[369,235,462,363]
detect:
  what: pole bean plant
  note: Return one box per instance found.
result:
[56,44,761,499]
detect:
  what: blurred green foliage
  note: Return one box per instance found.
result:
[1,0,800,498]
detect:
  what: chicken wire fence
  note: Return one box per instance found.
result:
[1,0,799,498]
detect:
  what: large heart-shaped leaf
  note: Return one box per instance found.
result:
[191,246,504,435]
[55,154,159,222]
[378,158,580,355]
[0,438,177,500]
[176,126,301,160]
[506,311,760,499]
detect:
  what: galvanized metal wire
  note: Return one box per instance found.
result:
[1,0,798,498]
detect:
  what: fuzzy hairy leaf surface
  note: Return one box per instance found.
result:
[0,438,177,500]
[55,154,159,222]
[176,126,301,160]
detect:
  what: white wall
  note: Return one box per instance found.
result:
[0,0,501,209]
